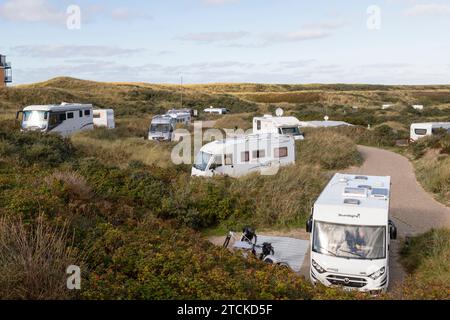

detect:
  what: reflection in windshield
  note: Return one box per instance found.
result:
[151,124,171,133]
[313,221,386,260]
[282,127,301,135]
[22,111,48,130]
[194,152,212,171]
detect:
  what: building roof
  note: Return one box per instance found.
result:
[299,120,353,128]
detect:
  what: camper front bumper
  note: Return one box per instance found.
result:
[310,269,388,293]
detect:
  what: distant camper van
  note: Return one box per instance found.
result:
[17,103,94,137]
[192,133,295,178]
[253,115,304,140]
[148,115,177,141]
[204,106,229,115]
[93,109,115,129]
[410,122,450,142]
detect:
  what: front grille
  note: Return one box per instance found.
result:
[326,274,368,288]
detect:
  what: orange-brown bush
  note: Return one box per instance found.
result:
[0,215,81,300]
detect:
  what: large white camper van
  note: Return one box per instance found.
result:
[148,115,176,141]
[192,134,295,178]
[93,109,115,129]
[306,173,397,294]
[410,122,450,142]
[17,103,94,137]
[253,115,304,140]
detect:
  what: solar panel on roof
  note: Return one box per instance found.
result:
[372,188,389,199]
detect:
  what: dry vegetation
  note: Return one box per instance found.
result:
[0,77,449,300]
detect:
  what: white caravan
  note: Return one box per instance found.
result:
[410,122,450,142]
[192,134,295,178]
[93,109,115,129]
[306,173,397,294]
[253,115,304,140]
[17,103,94,137]
[148,115,176,141]
[168,108,198,118]
[204,106,229,115]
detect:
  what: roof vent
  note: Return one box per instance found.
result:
[354,176,368,180]
[358,185,372,190]
[344,199,361,205]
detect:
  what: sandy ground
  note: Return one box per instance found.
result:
[208,145,450,292]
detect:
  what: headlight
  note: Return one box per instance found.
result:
[312,259,326,274]
[369,267,386,280]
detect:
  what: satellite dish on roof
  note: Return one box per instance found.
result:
[324,115,329,121]
[275,108,284,117]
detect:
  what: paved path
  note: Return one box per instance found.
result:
[349,145,450,235]
[343,145,450,288]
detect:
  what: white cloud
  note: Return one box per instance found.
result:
[263,30,330,43]
[110,7,153,21]
[302,19,347,30]
[12,45,145,58]
[202,0,239,5]
[178,31,249,43]
[404,3,450,16]
[0,0,65,23]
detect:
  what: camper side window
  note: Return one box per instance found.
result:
[414,129,427,135]
[252,150,266,159]
[274,147,288,158]
[241,151,250,163]
[67,112,74,119]
[224,154,233,165]
[48,112,66,129]
[79,110,83,117]
[210,155,223,170]
[84,110,91,116]
[256,121,261,130]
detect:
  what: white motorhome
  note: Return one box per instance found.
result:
[253,115,304,140]
[410,122,450,142]
[192,134,295,178]
[167,109,191,125]
[93,109,115,129]
[306,173,397,294]
[148,115,176,141]
[16,103,94,137]
[204,106,229,115]
[168,108,198,118]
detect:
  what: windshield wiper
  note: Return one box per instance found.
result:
[338,248,364,258]
[316,246,337,257]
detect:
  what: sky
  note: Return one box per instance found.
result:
[1,0,450,85]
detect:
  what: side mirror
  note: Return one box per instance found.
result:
[389,220,397,240]
[306,215,313,233]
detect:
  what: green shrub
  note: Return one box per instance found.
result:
[0,127,75,167]
[298,130,362,170]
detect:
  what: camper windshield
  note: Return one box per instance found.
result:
[313,221,386,260]
[151,124,171,133]
[281,127,301,135]
[194,152,212,171]
[22,110,48,130]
